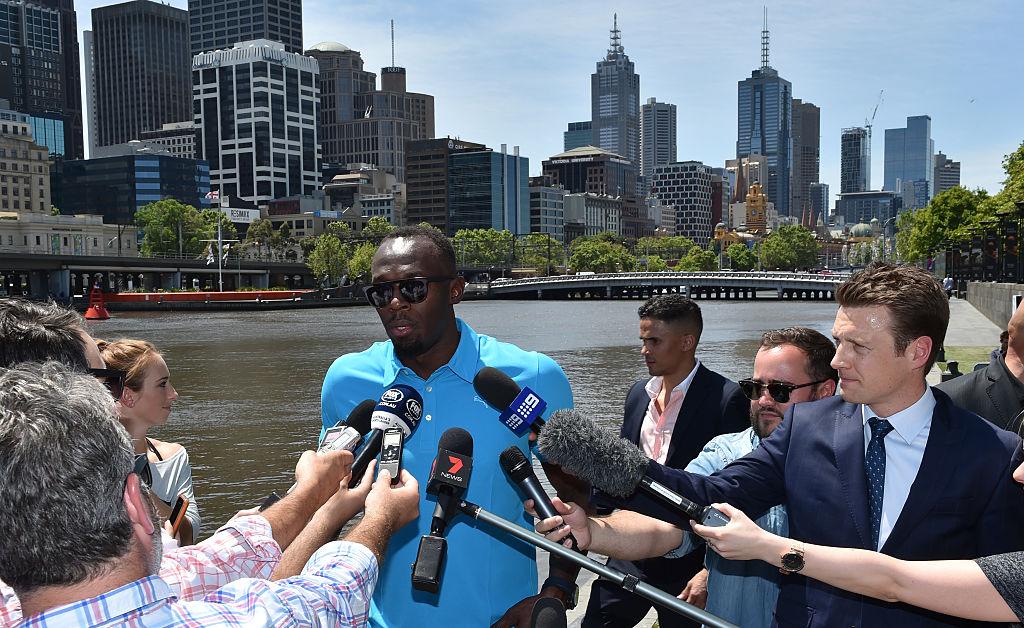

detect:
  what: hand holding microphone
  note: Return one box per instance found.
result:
[500,445,580,552]
[351,384,423,486]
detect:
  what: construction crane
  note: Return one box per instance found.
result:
[865,89,884,141]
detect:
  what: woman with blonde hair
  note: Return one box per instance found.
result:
[98,338,199,544]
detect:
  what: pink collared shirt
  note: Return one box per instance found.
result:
[1,514,282,624]
[639,361,701,464]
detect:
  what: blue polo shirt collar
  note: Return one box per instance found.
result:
[380,318,480,384]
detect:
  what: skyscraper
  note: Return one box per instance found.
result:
[308,36,434,183]
[934,151,961,195]
[0,0,83,158]
[884,115,933,209]
[91,0,191,149]
[404,137,486,233]
[193,40,319,203]
[840,127,870,193]
[791,98,819,218]
[188,0,302,56]
[640,97,676,180]
[736,13,792,215]
[448,145,529,235]
[809,182,829,221]
[591,14,640,166]
[563,121,592,152]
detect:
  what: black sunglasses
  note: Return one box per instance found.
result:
[362,276,454,308]
[89,368,126,400]
[132,453,153,486]
[738,378,830,404]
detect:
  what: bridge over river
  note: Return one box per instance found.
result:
[489,271,852,301]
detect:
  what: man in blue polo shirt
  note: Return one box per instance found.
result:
[321,226,576,626]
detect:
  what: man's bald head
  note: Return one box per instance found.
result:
[1008,300,1024,355]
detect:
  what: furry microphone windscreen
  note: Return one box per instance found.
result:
[537,409,649,498]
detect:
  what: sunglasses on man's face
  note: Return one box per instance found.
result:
[132,453,153,486]
[88,368,125,400]
[738,378,829,404]
[362,276,454,308]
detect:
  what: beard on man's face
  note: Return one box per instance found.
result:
[750,406,784,440]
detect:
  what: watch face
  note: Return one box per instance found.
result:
[781,551,805,572]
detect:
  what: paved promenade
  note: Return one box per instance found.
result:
[535,297,1002,628]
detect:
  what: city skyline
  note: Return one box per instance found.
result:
[72,0,1022,211]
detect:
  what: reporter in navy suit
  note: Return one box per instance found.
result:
[601,264,1024,628]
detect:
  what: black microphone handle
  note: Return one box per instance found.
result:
[458,499,738,628]
[430,485,458,536]
[519,474,559,519]
[349,429,384,487]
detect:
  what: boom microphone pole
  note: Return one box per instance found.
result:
[456,499,738,628]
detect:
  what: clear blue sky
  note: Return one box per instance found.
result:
[78,0,1023,209]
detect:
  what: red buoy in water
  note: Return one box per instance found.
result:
[84,285,110,320]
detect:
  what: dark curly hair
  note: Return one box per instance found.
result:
[638,294,703,339]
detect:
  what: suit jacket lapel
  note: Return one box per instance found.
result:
[834,402,872,549]
[984,362,1013,426]
[665,364,711,464]
[881,396,961,553]
[624,380,648,443]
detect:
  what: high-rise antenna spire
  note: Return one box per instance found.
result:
[390,19,395,66]
[607,13,623,58]
[761,7,770,69]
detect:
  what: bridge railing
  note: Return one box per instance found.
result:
[490,271,852,288]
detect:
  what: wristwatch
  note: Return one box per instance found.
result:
[542,576,579,610]
[779,542,806,575]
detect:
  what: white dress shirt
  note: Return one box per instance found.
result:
[862,387,935,550]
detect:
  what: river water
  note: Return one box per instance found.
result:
[86,298,839,535]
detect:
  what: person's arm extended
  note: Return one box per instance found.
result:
[536,498,684,561]
[694,503,1017,624]
[271,462,375,580]
[260,449,353,551]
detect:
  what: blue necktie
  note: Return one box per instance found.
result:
[865,417,894,549]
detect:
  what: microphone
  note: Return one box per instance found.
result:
[350,384,423,486]
[473,366,547,437]
[499,445,579,551]
[318,398,376,453]
[412,427,473,593]
[531,597,567,628]
[274,399,376,503]
[537,409,729,528]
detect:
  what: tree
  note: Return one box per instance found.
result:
[635,235,697,261]
[347,241,377,282]
[760,225,819,270]
[516,232,565,274]
[727,243,757,271]
[244,217,275,259]
[306,234,347,287]
[644,254,668,272]
[327,221,352,240]
[568,238,636,273]
[135,199,207,256]
[50,204,61,216]
[895,186,986,262]
[361,216,395,240]
[417,222,443,233]
[453,229,514,267]
[270,222,292,260]
[677,246,718,271]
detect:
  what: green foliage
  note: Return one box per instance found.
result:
[453,228,514,267]
[361,216,395,240]
[635,235,697,260]
[244,217,275,258]
[760,225,820,271]
[417,222,443,233]
[515,232,565,274]
[568,238,636,273]
[644,254,668,271]
[50,204,61,216]
[135,199,210,256]
[895,141,1024,262]
[895,187,988,262]
[306,234,347,286]
[727,243,757,271]
[347,241,378,282]
[327,221,352,240]
[677,246,719,271]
